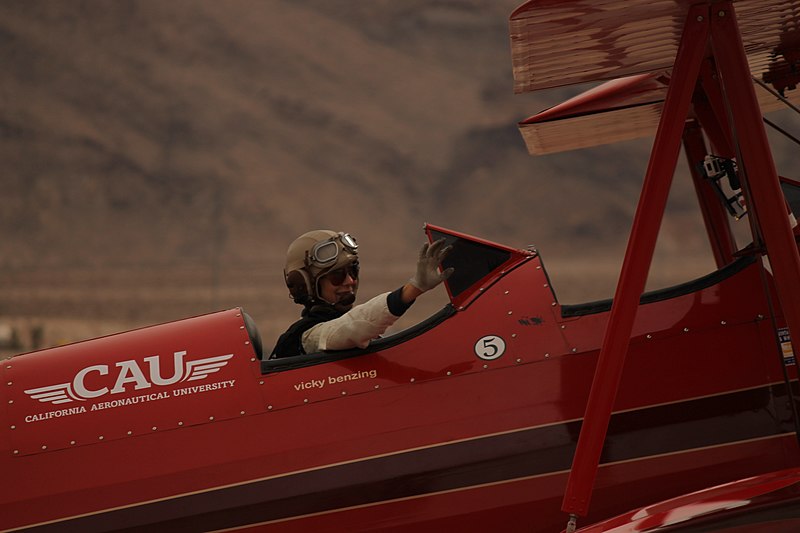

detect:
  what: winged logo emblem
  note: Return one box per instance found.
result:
[23,382,83,404]
[23,351,235,405]
[182,353,234,382]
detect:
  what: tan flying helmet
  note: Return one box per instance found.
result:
[284,230,358,305]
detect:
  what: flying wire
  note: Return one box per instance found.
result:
[752,76,800,147]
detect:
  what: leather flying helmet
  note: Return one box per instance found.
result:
[284,230,359,306]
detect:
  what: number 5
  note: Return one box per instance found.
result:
[474,335,506,360]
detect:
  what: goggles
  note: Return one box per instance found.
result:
[307,232,358,267]
[324,262,360,286]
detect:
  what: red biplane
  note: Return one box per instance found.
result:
[3,0,800,531]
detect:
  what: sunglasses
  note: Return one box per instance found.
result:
[324,263,360,286]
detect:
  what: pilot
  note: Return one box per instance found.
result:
[269,230,453,358]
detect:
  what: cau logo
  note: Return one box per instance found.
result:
[24,351,234,405]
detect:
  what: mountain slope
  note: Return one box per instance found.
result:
[0,0,746,350]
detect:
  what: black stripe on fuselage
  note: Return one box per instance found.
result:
[19,382,799,532]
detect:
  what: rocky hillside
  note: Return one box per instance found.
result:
[3,0,784,353]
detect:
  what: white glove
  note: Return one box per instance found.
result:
[409,238,454,292]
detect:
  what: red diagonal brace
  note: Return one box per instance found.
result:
[711,4,800,367]
[561,4,710,519]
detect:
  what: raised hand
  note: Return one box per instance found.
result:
[409,238,454,292]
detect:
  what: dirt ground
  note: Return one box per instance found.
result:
[0,248,716,360]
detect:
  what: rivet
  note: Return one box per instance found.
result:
[757,314,764,320]
[551,302,557,307]
[209,416,215,421]
[446,371,452,376]
[6,365,11,369]
[42,445,47,450]
[721,320,727,325]
[250,357,256,362]
[479,287,485,292]
[8,400,12,404]
[374,385,380,389]
[267,405,273,410]
[178,421,184,426]
[647,334,652,339]
[718,10,725,17]
[7,381,12,386]
[10,425,15,430]
[536,265,542,270]
[683,327,689,332]
[13,450,19,455]
[483,364,489,369]
[696,15,703,22]
[543,283,549,288]
[99,436,104,440]
[504,290,510,295]
[259,380,264,385]
[236,313,241,317]
[512,333,517,338]
[152,426,157,431]
[458,306,465,311]
[571,348,578,353]
[127,430,133,435]
[303,399,309,403]
[516,358,522,363]
[245,341,250,345]
[70,440,76,445]
[561,325,566,329]
[240,325,245,330]
[410,378,416,383]
[545,353,550,358]
[341,391,346,396]
[240,410,245,415]
[508,311,513,315]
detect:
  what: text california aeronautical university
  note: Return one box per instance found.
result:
[24,379,236,423]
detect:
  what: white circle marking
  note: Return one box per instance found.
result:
[474,335,506,361]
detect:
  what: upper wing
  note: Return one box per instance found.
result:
[510,0,798,93]
[510,0,800,154]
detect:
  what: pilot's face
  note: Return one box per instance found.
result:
[319,264,359,309]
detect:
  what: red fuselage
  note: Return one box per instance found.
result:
[2,226,797,532]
